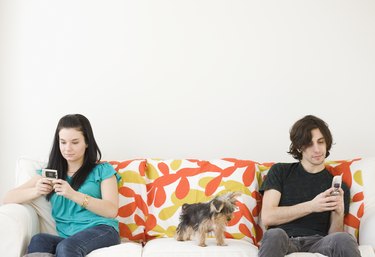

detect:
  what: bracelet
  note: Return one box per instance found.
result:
[81,194,89,208]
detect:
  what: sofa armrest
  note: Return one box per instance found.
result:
[0,203,40,257]
[359,199,375,250]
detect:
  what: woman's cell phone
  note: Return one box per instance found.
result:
[331,175,342,196]
[42,169,58,180]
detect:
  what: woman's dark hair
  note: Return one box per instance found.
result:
[46,114,101,200]
[288,115,333,160]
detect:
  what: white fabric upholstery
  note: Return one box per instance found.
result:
[360,201,375,249]
[16,157,57,235]
[87,242,143,257]
[0,203,39,257]
[142,238,258,257]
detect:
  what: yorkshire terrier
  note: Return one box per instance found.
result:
[176,192,241,247]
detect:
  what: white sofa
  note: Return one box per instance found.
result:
[1,157,375,257]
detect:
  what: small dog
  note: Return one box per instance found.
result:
[176,191,241,247]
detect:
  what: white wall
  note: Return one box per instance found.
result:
[1,0,375,200]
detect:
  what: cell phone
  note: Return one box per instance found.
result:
[331,175,342,196]
[42,169,58,180]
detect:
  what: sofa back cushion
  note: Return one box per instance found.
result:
[325,158,365,240]
[143,158,273,245]
[109,159,148,242]
[15,157,57,235]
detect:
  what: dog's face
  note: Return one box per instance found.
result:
[210,192,241,222]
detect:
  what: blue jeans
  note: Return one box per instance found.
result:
[258,228,361,257]
[27,225,120,257]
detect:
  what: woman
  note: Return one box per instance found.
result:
[3,114,120,257]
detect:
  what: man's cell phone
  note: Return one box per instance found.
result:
[42,169,58,180]
[331,175,342,196]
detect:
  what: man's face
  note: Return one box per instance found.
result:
[301,128,327,168]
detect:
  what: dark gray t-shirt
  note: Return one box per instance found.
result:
[259,162,350,237]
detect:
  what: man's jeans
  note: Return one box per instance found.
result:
[258,228,361,257]
[27,225,120,257]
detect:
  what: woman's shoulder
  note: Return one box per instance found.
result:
[94,161,115,171]
[91,162,117,181]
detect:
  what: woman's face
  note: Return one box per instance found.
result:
[59,128,87,165]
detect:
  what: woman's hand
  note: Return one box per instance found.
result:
[36,178,54,196]
[52,179,76,198]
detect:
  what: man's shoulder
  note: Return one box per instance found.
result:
[270,162,300,172]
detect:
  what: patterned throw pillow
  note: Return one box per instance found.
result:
[143,158,273,245]
[109,159,148,242]
[325,158,364,240]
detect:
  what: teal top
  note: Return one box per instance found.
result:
[38,162,120,238]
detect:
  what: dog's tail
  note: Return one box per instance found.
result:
[175,222,185,240]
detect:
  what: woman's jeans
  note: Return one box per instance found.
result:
[258,228,361,257]
[27,224,120,257]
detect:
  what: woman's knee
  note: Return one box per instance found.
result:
[29,233,49,243]
[28,233,54,253]
[56,239,85,257]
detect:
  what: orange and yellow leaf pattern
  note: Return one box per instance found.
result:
[143,158,273,245]
[109,159,148,243]
[325,158,364,241]
[108,157,364,245]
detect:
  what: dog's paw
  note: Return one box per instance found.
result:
[199,243,207,247]
[217,242,228,246]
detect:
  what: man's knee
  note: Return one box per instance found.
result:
[326,232,360,257]
[329,232,357,245]
[258,228,289,257]
[263,228,289,242]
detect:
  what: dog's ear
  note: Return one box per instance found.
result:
[181,203,190,214]
[211,199,224,213]
[228,191,241,204]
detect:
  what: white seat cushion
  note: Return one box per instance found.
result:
[142,238,258,257]
[87,242,143,257]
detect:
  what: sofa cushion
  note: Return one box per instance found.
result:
[143,158,273,245]
[325,158,365,240]
[16,157,57,235]
[87,242,143,257]
[109,159,148,242]
[142,238,259,257]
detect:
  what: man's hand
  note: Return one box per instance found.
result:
[309,187,344,214]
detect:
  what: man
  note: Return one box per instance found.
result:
[258,115,360,257]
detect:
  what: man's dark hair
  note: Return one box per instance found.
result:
[288,115,333,160]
